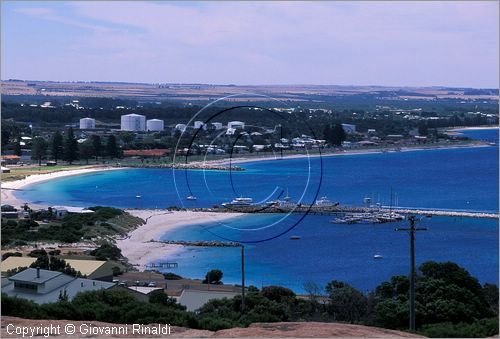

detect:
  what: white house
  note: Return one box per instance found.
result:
[211,122,223,130]
[227,121,245,130]
[194,121,207,130]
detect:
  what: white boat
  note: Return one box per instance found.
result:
[186,195,197,201]
[222,197,254,207]
[315,196,339,207]
[135,195,142,199]
[290,235,301,240]
[373,254,383,259]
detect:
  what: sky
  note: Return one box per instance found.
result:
[1,1,499,88]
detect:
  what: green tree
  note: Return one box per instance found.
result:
[325,280,367,321]
[91,135,102,161]
[50,130,64,162]
[330,124,346,146]
[105,135,120,158]
[203,269,223,284]
[29,255,83,277]
[90,243,122,260]
[78,139,94,165]
[63,127,79,164]
[31,137,48,166]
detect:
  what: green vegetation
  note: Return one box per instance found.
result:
[202,269,224,284]
[90,243,122,261]
[163,272,183,280]
[1,206,142,246]
[1,261,496,336]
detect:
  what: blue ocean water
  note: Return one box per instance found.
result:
[16,128,499,292]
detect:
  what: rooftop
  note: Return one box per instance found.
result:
[9,268,62,284]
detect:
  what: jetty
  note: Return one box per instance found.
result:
[149,239,241,247]
[191,206,498,219]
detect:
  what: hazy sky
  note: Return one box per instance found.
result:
[1,1,498,87]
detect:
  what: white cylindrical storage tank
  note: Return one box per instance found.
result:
[121,114,146,131]
[175,124,187,132]
[146,119,164,131]
[194,121,206,130]
[79,118,96,129]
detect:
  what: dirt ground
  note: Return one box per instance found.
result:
[1,317,424,338]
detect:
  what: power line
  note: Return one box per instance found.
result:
[395,215,428,331]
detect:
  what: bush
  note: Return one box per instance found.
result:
[202,269,223,284]
[2,252,22,260]
[261,286,295,302]
[163,272,183,280]
[421,318,499,338]
[91,243,122,260]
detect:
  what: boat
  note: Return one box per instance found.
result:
[373,254,383,259]
[135,195,142,199]
[315,196,339,207]
[290,235,301,240]
[186,195,197,201]
[222,197,254,207]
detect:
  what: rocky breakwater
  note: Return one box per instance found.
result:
[118,163,244,171]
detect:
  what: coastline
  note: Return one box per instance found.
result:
[1,166,123,209]
[116,209,243,268]
[1,142,493,209]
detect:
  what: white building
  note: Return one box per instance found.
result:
[341,123,356,134]
[121,114,146,131]
[211,122,223,130]
[146,119,164,131]
[227,121,245,130]
[79,118,96,129]
[175,124,187,132]
[194,121,207,130]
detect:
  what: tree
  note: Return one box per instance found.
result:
[63,127,78,164]
[203,269,223,284]
[91,135,102,161]
[330,124,346,147]
[29,255,83,277]
[418,122,429,136]
[50,131,64,162]
[105,135,120,158]
[261,286,295,302]
[90,243,122,261]
[31,137,48,166]
[325,280,367,321]
[78,140,94,165]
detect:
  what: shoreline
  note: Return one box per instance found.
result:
[446,126,499,131]
[1,142,494,209]
[1,166,123,209]
[116,209,243,269]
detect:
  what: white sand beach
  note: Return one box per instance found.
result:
[1,167,121,209]
[116,209,243,269]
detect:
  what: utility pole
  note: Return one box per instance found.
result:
[241,245,245,312]
[395,215,427,331]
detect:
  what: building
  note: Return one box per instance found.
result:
[194,121,207,130]
[178,289,240,311]
[227,121,245,130]
[2,268,114,304]
[50,206,94,219]
[211,122,223,130]
[1,257,118,281]
[0,155,21,165]
[121,114,146,131]
[175,124,187,132]
[146,119,164,132]
[341,123,356,134]
[79,118,96,129]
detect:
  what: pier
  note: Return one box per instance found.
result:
[149,239,241,247]
[190,206,498,219]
